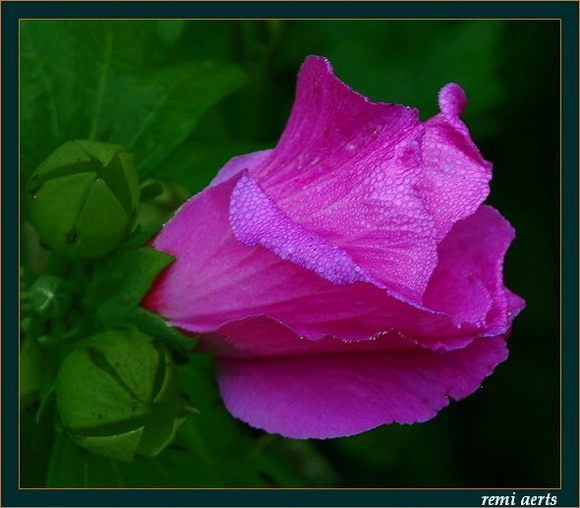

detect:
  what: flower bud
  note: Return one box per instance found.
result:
[29,275,73,319]
[27,140,140,259]
[55,329,186,462]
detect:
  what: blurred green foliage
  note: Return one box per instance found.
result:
[20,21,247,180]
[20,19,559,488]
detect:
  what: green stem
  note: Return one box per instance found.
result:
[44,252,69,277]
[110,458,124,487]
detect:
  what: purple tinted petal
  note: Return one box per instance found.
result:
[217,336,509,439]
[143,171,472,351]
[144,173,495,354]
[143,56,526,441]
[144,172,378,335]
[142,174,247,329]
[210,150,272,187]
[420,83,492,241]
[197,316,416,358]
[506,290,526,321]
[230,171,369,285]
[241,56,438,300]
[424,205,523,336]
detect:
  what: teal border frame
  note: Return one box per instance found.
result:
[3,2,578,507]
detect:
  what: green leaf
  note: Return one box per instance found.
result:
[154,138,265,194]
[47,432,124,487]
[88,247,173,309]
[86,247,194,350]
[20,407,55,487]
[21,21,147,179]
[21,20,247,181]
[119,62,248,177]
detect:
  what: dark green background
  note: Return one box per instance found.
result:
[9,5,574,506]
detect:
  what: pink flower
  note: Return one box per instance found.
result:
[143,56,525,439]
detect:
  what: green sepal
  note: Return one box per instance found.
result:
[136,410,186,458]
[98,304,195,352]
[74,141,139,215]
[79,427,145,463]
[73,178,129,257]
[28,172,96,253]
[28,140,137,213]
[139,180,165,202]
[56,342,151,430]
[87,247,194,350]
[135,179,190,232]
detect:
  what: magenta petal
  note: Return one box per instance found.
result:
[144,173,493,353]
[144,170,477,351]
[210,150,272,187]
[424,205,522,335]
[241,56,439,300]
[199,316,416,358]
[143,55,526,440]
[142,174,248,330]
[143,171,383,337]
[420,83,493,241]
[217,336,509,439]
[230,171,369,285]
[507,290,526,319]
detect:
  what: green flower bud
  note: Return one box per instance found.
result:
[55,329,186,462]
[27,140,140,259]
[29,275,73,319]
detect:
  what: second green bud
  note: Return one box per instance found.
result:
[27,140,139,259]
[55,329,186,462]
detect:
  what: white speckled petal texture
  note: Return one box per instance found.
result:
[229,170,370,285]
[420,83,492,241]
[235,56,439,301]
[143,173,436,339]
[143,172,520,354]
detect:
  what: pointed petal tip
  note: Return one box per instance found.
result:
[303,54,332,68]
